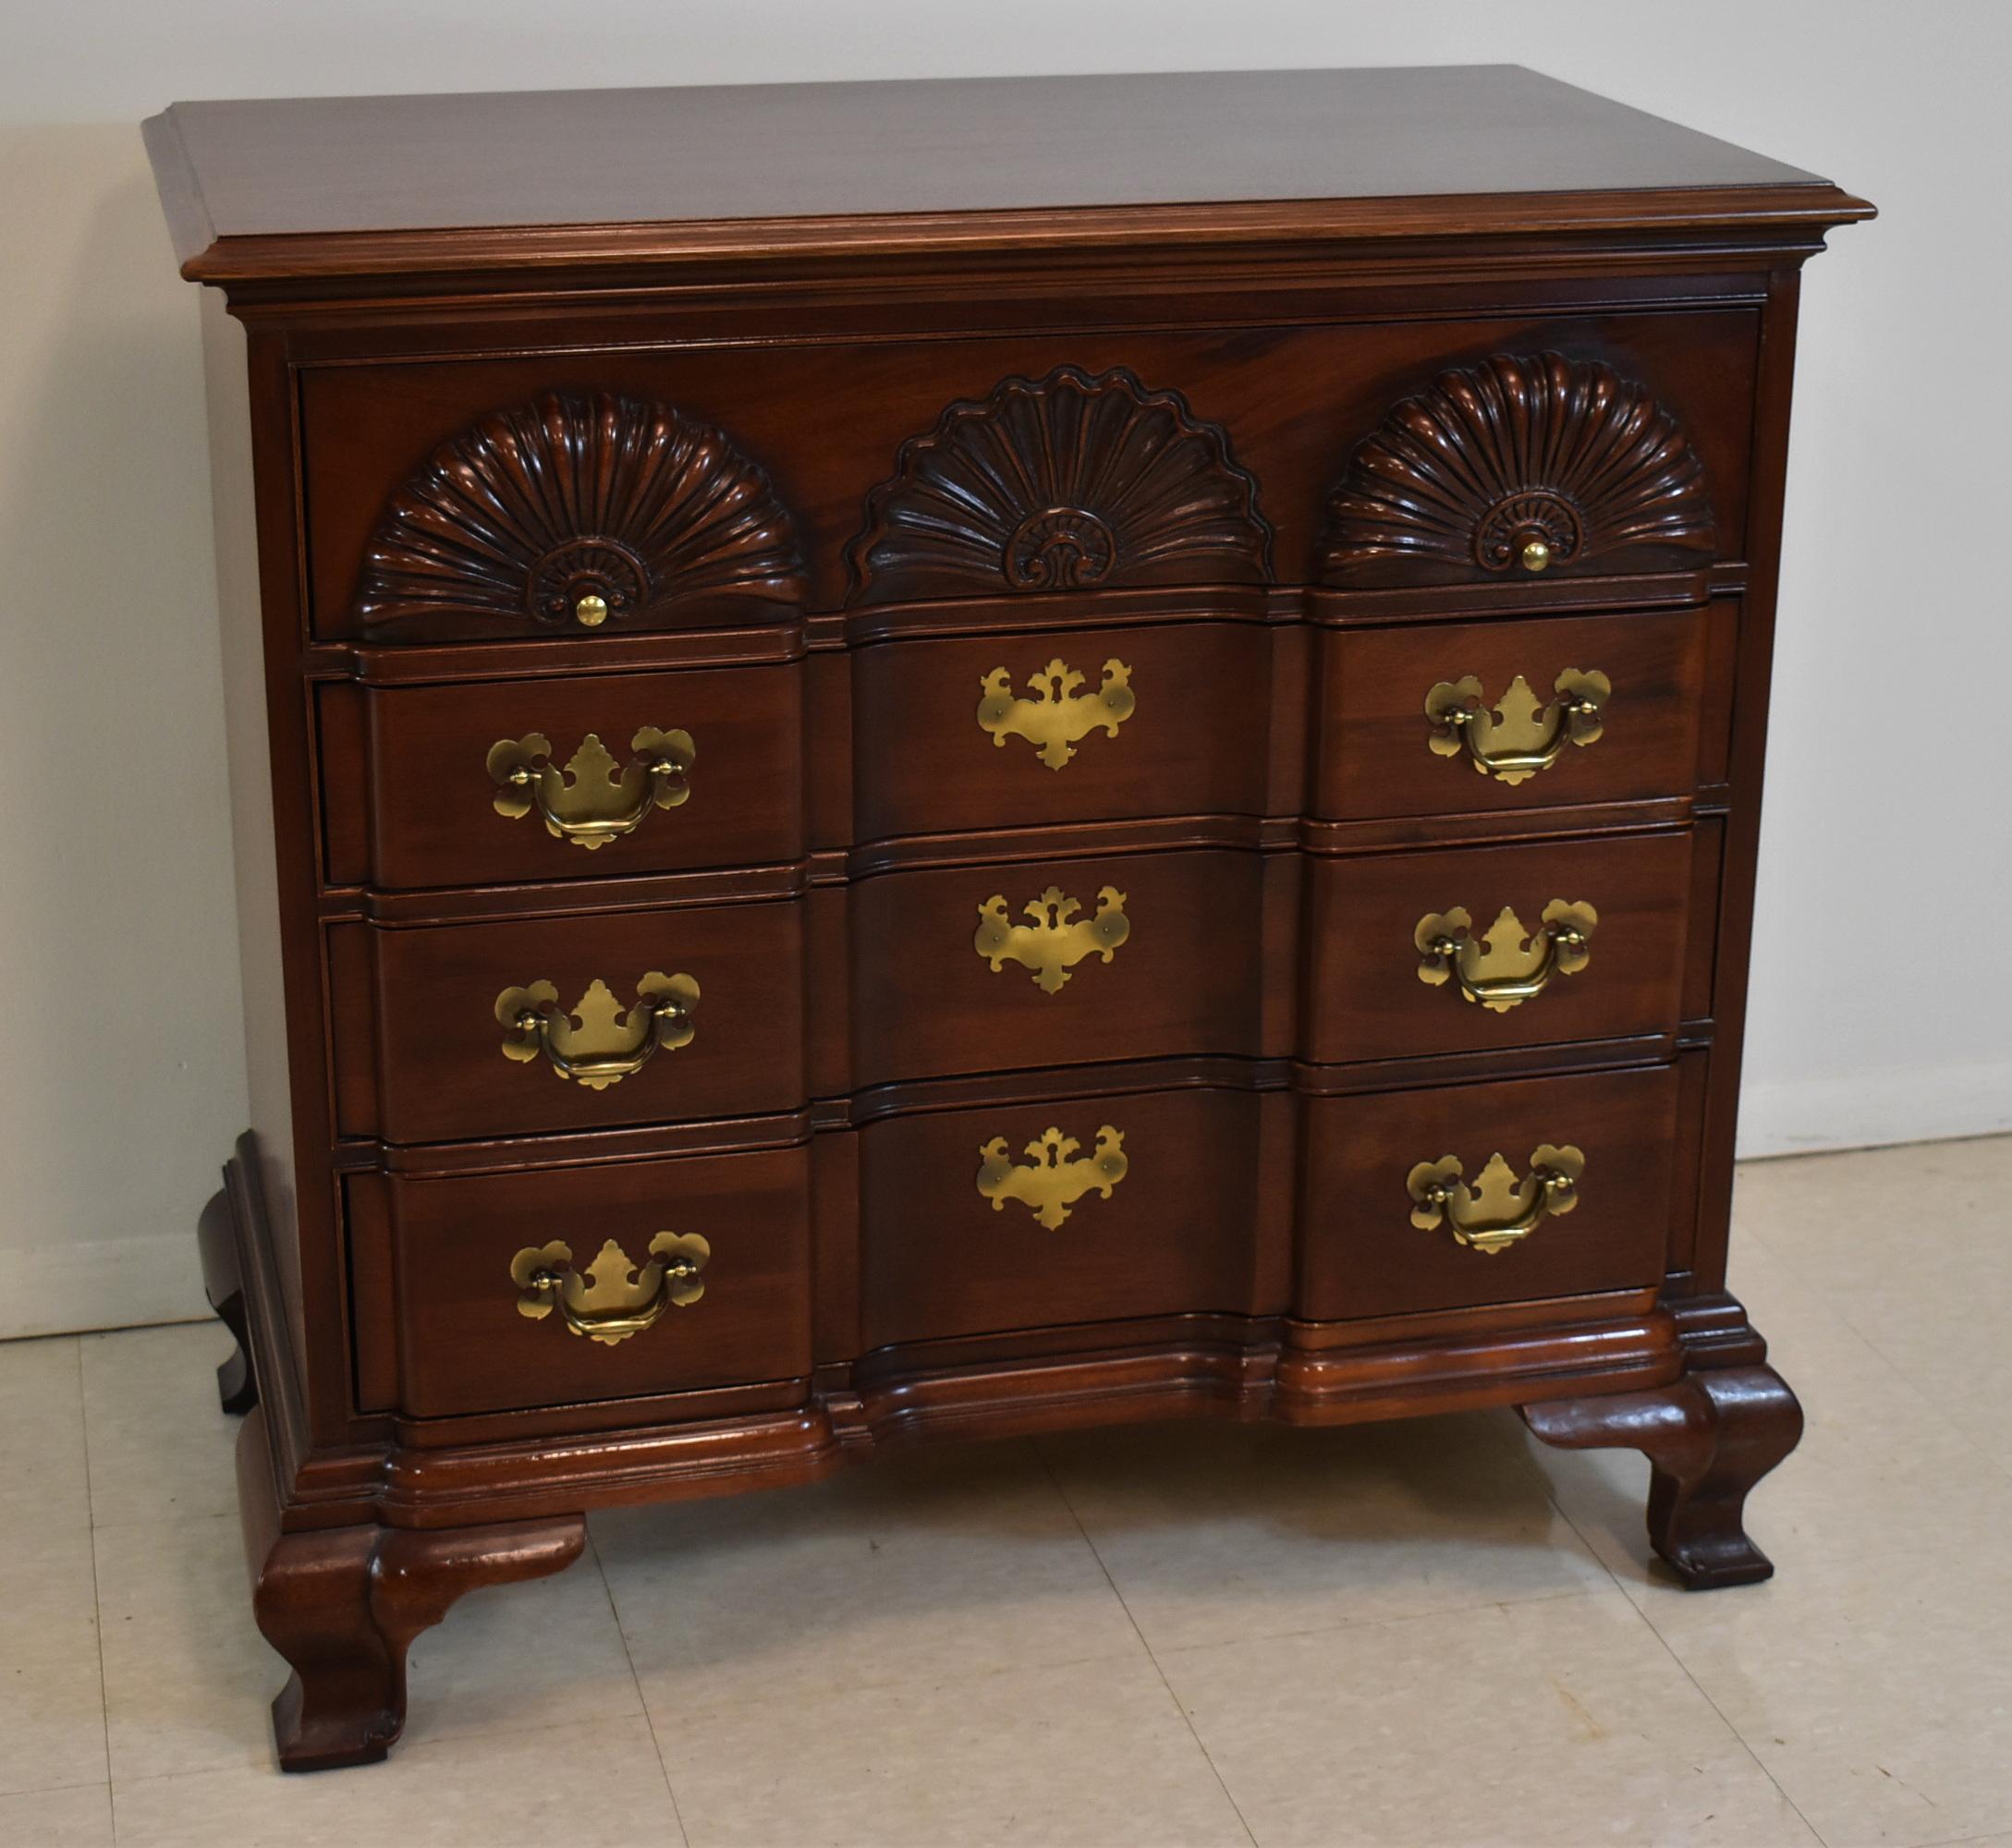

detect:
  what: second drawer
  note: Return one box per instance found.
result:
[1304,828,1700,1064]
[852,847,1266,1086]
[339,899,807,1144]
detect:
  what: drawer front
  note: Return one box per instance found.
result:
[1314,608,1709,820]
[853,848,1265,1086]
[356,901,805,1143]
[1303,830,1695,1064]
[373,1145,811,1417]
[860,1088,1265,1347]
[299,316,1759,632]
[852,620,1270,840]
[351,663,802,890]
[1299,1064,1678,1320]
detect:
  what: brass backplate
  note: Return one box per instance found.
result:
[977,657,1134,769]
[976,1125,1128,1229]
[974,885,1130,992]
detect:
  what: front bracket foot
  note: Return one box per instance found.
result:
[1520,1363,1803,1588]
[250,1512,588,1770]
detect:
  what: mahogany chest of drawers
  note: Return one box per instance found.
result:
[145,66,1871,1769]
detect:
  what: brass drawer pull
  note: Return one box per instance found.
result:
[1424,670,1609,785]
[1407,1145,1584,1255]
[1415,901,1596,1013]
[977,1125,1128,1229]
[487,728,695,850]
[975,884,1130,992]
[978,656,1134,769]
[510,1232,710,1346]
[494,972,699,1090]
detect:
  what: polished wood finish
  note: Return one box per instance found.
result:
[149,67,1868,1769]
[143,67,1864,285]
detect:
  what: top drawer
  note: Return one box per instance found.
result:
[294,312,1761,638]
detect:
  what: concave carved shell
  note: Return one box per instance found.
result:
[848,366,1273,604]
[355,392,805,630]
[1318,353,1713,579]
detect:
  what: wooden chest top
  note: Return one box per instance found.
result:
[144,65,1865,286]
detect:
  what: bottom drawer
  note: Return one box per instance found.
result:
[1299,1064,1678,1319]
[860,1087,1267,1348]
[361,1145,812,1418]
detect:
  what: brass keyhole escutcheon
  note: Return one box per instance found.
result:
[974,885,1129,992]
[976,1125,1128,1230]
[976,656,1134,769]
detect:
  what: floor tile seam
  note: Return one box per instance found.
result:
[587,1523,693,1848]
[87,1508,242,1537]
[1726,1219,2012,1494]
[104,1704,659,1796]
[1523,1467,1830,1840]
[0,1773,116,1802]
[1032,1439,1261,1848]
[78,1336,116,1805]
[1776,1296,2012,1495]
[618,1636,1156,1724]
[1138,1578,1611,1665]
[1616,1571,1829,1842]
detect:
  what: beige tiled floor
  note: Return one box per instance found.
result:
[8,1136,2012,1848]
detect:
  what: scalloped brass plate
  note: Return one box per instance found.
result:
[977,657,1134,769]
[976,1125,1128,1229]
[494,971,699,1089]
[974,885,1130,993]
[509,1232,711,1345]
[1415,900,1597,1013]
[487,726,694,849]
[1423,669,1609,785]
[1406,1145,1584,1255]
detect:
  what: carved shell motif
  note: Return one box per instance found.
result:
[356,392,805,631]
[1319,353,1713,580]
[848,366,1273,604]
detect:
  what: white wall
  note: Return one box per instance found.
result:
[2,2,2005,1337]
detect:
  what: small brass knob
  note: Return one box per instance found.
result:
[575,593,610,627]
[1519,540,1552,574]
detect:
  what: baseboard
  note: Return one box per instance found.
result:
[5,1232,210,1339]
[1737,1059,2012,1160]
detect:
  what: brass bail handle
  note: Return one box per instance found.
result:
[1407,1144,1585,1256]
[487,728,695,850]
[495,972,700,1090]
[1415,901,1597,1014]
[510,1233,712,1346]
[1424,670,1610,785]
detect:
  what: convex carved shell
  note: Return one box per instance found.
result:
[849,366,1273,603]
[1319,353,1713,579]
[356,391,805,630]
